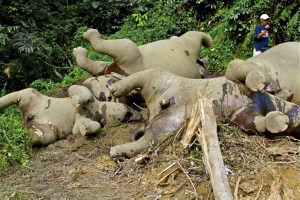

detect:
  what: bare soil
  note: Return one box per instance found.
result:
[1,92,300,199]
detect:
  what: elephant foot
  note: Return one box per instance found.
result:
[73,47,88,66]
[73,47,87,58]
[245,69,270,91]
[265,111,289,133]
[83,29,101,41]
[68,85,93,105]
[79,120,101,136]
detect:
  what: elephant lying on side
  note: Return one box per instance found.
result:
[0,85,142,145]
[107,68,300,158]
[225,42,300,105]
[73,29,212,78]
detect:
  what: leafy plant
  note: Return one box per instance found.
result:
[0,106,31,176]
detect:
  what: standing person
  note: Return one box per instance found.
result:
[253,14,271,56]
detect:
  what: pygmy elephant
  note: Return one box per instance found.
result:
[73,29,212,78]
[225,42,300,105]
[0,85,142,145]
[107,68,300,158]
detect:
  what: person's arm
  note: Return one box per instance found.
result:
[256,25,270,39]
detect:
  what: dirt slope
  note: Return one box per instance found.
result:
[1,115,299,200]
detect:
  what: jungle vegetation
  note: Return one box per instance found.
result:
[0,0,299,175]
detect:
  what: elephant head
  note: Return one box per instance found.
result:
[107,68,300,158]
[0,88,76,145]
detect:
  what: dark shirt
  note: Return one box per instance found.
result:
[254,24,269,51]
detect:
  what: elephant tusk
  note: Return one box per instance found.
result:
[34,128,44,138]
[160,99,170,108]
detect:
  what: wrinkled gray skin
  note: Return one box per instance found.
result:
[73,29,212,78]
[0,85,142,145]
[108,68,300,158]
[225,42,300,105]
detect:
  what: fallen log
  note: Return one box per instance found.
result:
[181,98,233,200]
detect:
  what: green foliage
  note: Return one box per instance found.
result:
[189,146,202,160]
[0,0,138,93]
[0,106,31,176]
[197,0,299,73]
[113,0,198,44]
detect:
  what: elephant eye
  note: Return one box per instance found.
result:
[26,114,35,121]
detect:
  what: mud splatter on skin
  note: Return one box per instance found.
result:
[45,99,51,110]
[184,50,189,56]
[99,92,106,101]
[100,104,108,126]
[77,106,96,120]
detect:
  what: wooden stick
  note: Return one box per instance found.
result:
[234,176,241,200]
[191,98,234,200]
[180,99,201,148]
[267,178,282,200]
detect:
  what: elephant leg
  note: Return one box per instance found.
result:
[82,29,143,71]
[233,92,300,137]
[73,47,111,76]
[68,85,93,105]
[73,117,101,136]
[254,111,289,133]
[108,68,169,98]
[245,69,271,91]
[225,59,271,87]
[231,108,288,134]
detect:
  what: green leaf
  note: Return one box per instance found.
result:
[92,1,100,9]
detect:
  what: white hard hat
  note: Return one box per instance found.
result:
[260,14,270,20]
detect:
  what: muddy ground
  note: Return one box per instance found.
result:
[0,88,300,199]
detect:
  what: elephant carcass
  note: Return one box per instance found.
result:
[0,85,142,145]
[73,29,212,78]
[225,42,300,105]
[107,68,300,158]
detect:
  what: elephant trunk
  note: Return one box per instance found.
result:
[110,129,154,158]
[0,92,20,110]
[0,89,34,110]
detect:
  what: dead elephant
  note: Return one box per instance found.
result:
[0,85,142,145]
[107,68,300,158]
[73,29,212,78]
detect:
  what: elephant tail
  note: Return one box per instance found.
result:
[0,88,37,110]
